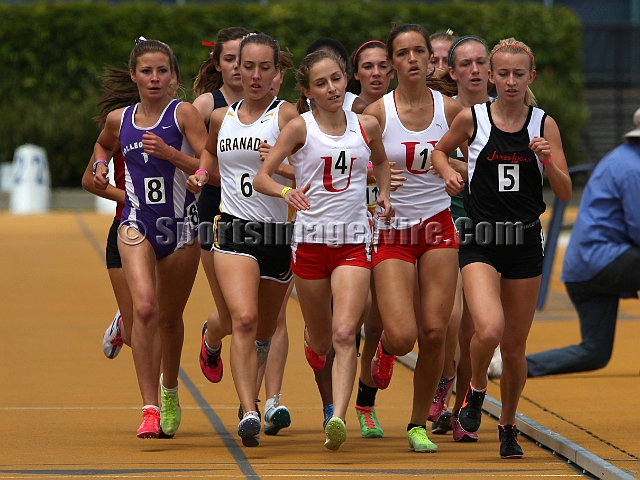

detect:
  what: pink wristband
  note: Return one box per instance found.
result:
[195,168,209,177]
[540,155,552,165]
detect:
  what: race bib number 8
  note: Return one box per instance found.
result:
[145,177,166,204]
[498,164,519,192]
[236,172,257,199]
[186,200,199,229]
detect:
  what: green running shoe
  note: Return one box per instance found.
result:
[407,426,438,453]
[160,376,181,437]
[355,405,384,438]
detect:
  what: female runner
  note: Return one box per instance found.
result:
[432,38,571,458]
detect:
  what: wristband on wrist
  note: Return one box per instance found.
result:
[540,154,552,165]
[92,158,108,175]
[280,186,293,198]
[195,168,209,177]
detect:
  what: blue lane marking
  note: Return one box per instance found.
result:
[179,369,259,479]
[76,214,259,479]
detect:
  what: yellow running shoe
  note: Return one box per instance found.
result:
[160,376,181,437]
[324,416,347,451]
[407,426,438,453]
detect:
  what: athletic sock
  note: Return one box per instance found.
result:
[470,384,487,394]
[356,379,378,407]
[205,340,221,355]
[161,380,178,394]
[407,423,426,431]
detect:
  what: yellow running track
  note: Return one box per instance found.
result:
[1,211,638,479]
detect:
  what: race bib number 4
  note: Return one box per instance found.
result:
[144,177,166,204]
[322,149,354,192]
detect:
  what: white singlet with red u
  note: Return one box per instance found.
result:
[290,110,370,245]
[379,89,451,229]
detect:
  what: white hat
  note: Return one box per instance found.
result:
[624,108,640,138]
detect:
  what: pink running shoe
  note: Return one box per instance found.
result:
[451,413,478,442]
[137,406,160,438]
[199,323,223,383]
[371,342,396,390]
[304,341,327,371]
[428,376,454,421]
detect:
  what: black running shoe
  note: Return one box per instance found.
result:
[498,424,524,459]
[458,385,485,433]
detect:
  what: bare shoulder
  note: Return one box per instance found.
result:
[543,114,559,130]
[363,97,385,120]
[104,107,126,131]
[356,113,381,133]
[176,101,200,118]
[443,95,463,114]
[210,106,230,132]
[279,101,300,123]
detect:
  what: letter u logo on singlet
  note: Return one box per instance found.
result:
[402,141,438,174]
[322,149,355,192]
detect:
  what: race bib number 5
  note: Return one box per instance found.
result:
[144,177,166,204]
[498,164,520,192]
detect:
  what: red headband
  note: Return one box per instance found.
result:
[352,40,386,65]
[202,40,216,56]
[489,43,534,66]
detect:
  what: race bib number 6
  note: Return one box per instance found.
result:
[144,177,166,204]
[236,172,257,199]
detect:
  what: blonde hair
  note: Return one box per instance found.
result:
[489,38,537,106]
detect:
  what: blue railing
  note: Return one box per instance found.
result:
[536,163,597,310]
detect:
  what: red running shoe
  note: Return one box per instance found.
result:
[199,322,223,383]
[428,376,454,422]
[371,342,396,390]
[304,341,327,371]
[137,406,160,438]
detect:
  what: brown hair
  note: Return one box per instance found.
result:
[347,40,387,95]
[386,24,455,95]
[295,50,346,114]
[193,27,249,96]
[239,32,281,67]
[95,39,179,126]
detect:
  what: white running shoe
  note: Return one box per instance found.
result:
[264,394,291,435]
[488,347,503,379]
[102,310,123,359]
[238,410,261,447]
